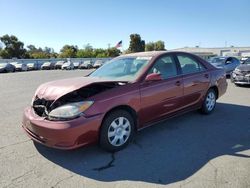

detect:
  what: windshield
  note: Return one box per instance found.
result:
[243,58,250,65]
[89,57,151,81]
[210,57,226,64]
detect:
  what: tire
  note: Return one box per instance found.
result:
[200,88,217,114]
[100,110,135,152]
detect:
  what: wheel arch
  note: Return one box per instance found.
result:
[209,85,219,99]
[100,105,138,132]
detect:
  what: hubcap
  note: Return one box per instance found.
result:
[108,117,131,146]
[206,91,216,111]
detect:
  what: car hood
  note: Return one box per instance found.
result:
[35,76,112,101]
[55,62,64,65]
[236,64,250,71]
[62,64,70,67]
[0,65,7,68]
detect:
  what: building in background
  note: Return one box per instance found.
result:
[171,47,250,59]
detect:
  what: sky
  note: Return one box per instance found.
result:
[0,0,250,52]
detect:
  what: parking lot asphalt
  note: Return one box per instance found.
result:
[0,70,250,188]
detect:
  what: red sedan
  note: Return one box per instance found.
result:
[22,51,227,151]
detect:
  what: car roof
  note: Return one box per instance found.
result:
[121,51,168,58]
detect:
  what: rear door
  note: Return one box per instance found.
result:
[176,53,210,108]
[139,55,183,125]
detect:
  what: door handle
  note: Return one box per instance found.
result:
[204,74,209,78]
[175,80,181,86]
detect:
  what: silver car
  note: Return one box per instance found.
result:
[41,62,54,70]
[208,56,240,76]
[93,60,104,68]
[61,61,74,70]
[79,60,93,69]
[13,62,28,71]
[231,58,250,85]
[27,62,39,70]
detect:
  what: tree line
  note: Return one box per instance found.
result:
[0,34,165,59]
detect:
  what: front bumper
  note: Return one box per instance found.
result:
[231,73,250,85]
[54,65,62,69]
[15,67,23,71]
[41,66,51,70]
[22,107,103,149]
[27,67,34,70]
[0,68,6,73]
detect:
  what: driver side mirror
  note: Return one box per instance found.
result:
[145,73,162,81]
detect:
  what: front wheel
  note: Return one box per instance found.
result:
[100,110,135,152]
[200,88,216,114]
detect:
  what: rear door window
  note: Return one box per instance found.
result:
[177,55,206,74]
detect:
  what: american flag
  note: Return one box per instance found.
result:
[115,40,122,48]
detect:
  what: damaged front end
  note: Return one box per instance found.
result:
[32,82,126,121]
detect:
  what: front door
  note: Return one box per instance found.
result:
[139,55,183,126]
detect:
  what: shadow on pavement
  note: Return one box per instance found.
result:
[35,102,250,185]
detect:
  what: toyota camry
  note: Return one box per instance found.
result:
[22,51,227,151]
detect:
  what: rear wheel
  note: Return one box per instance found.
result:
[100,110,135,152]
[200,88,216,114]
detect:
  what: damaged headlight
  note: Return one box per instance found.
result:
[48,101,94,119]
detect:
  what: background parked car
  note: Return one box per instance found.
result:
[73,61,82,69]
[240,57,249,63]
[93,59,104,68]
[231,57,250,85]
[41,62,54,70]
[62,61,74,70]
[79,60,93,69]
[0,63,16,73]
[13,62,28,71]
[27,62,39,71]
[54,61,65,69]
[208,56,240,76]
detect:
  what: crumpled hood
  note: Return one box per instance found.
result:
[236,64,250,71]
[35,76,109,101]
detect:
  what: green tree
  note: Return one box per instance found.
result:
[93,48,106,58]
[154,40,165,51]
[0,34,28,58]
[59,45,78,58]
[0,44,2,58]
[128,34,145,53]
[145,40,165,51]
[145,42,155,51]
[27,45,57,59]
[106,47,121,57]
